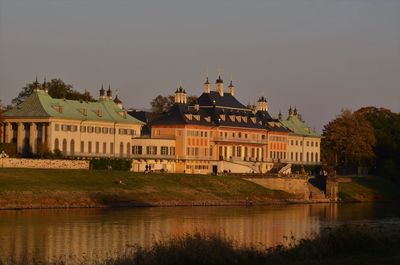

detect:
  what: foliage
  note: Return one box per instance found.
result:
[90,158,132,171]
[0,143,17,157]
[150,94,198,115]
[3,225,399,265]
[35,144,64,159]
[322,109,376,174]
[355,107,400,182]
[12,78,94,106]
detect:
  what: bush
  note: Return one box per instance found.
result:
[90,158,132,171]
[0,143,17,157]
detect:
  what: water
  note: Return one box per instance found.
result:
[0,203,399,263]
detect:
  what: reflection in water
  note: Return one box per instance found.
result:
[0,203,399,263]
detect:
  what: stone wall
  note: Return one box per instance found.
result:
[245,177,310,199]
[1,158,89,170]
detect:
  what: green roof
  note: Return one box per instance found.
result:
[280,114,320,137]
[3,90,144,125]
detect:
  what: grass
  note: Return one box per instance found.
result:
[0,168,293,209]
[1,225,400,265]
[339,175,400,202]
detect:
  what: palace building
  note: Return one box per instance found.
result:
[0,79,144,157]
[1,76,321,174]
[131,76,321,174]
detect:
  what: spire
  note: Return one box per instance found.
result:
[278,111,282,120]
[216,73,224,96]
[42,77,49,92]
[99,83,105,99]
[289,106,293,116]
[294,106,298,116]
[204,76,211,93]
[106,84,112,98]
[204,76,210,85]
[216,75,223,84]
[33,75,40,91]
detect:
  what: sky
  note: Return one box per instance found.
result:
[0,0,399,131]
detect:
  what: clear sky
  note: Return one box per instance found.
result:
[0,0,399,131]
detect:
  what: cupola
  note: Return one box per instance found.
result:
[174,85,187,104]
[114,95,123,109]
[99,84,105,100]
[257,96,268,112]
[42,77,49,93]
[228,80,235,96]
[106,85,112,99]
[216,75,224,96]
[204,77,211,93]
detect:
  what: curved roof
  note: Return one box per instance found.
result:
[3,90,144,125]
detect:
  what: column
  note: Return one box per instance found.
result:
[5,122,13,143]
[41,124,46,144]
[46,123,52,151]
[29,123,37,154]
[16,122,24,154]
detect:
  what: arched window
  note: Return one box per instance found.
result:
[62,139,67,155]
[126,143,131,156]
[120,142,124,156]
[70,139,75,155]
[306,152,309,162]
[311,152,314,162]
[54,138,59,151]
[315,152,319,163]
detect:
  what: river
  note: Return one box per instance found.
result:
[0,203,399,263]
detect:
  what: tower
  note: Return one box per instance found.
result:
[174,86,187,104]
[106,85,112,100]
[42,77,49,93]
[204,77,211,93]
[228,80,235,96]
[257,96,268,112]
[216,75,224,96]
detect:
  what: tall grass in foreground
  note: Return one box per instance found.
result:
[2,225,400,265]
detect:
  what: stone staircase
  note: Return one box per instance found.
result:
[307,178,326,200]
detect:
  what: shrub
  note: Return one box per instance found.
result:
[90,158,132,171]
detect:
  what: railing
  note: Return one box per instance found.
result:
[214,137,266,144]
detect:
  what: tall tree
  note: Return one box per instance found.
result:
[12,78,94,105]
[150,94,198,114]
[322,109,376,174]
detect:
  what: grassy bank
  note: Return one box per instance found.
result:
[1,225,399,265]
[0,168,294,209]
[339,175,400,202]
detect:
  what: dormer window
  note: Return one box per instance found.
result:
[51,104,64,113]
[193,115,200,121]
[78,108,87,116]
[205,116,211,123]
[93,109,102,117]
[184,114,193,120]
[219,114,226,121]
[250,117,256,123]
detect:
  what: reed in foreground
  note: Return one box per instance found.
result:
[2,225,400,265]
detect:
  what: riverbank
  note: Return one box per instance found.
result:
[1,224,399,265]
[0,168,297,210]
[339,175,400,202]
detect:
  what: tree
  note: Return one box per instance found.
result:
[150,94,198,114]
[12,78,94,105]
[355,107,400,181]
[322,109,376,174]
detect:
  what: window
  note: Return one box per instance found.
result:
[315,152,319,162]
[54,138,59,150]
[291,140,294,145]
[88,126,94,133]
[311,152,314,162]
[110,143,114,154]
[88,141,92,153]
[70,140,75,155]
[295,152,298,161]
[127,143,131,155]
[55,124,60,131]
[95,127,101,134]
[300,153,303,161]
[291,152,293,161]
[81,141,85,153]
[130,129,136,136]
[306,141,309,147]
[306,152,309,162]
[102,127,108,134]
[62,139,67,155]
[170,147,175,155]
[103,142,107,154]
[316,142,319,147]
[80,126,86,132]
[161,146,168,155]
[120,142,124,156]
[311,142,314,147]
[296,140,298,146]
[95,142,99,154]
[71,125,78,132]
[146,146,157,155]
[133,146,143,155]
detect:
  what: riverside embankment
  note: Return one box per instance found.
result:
[0,168,399,210]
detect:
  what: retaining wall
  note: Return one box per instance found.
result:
[1,158,89,170]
